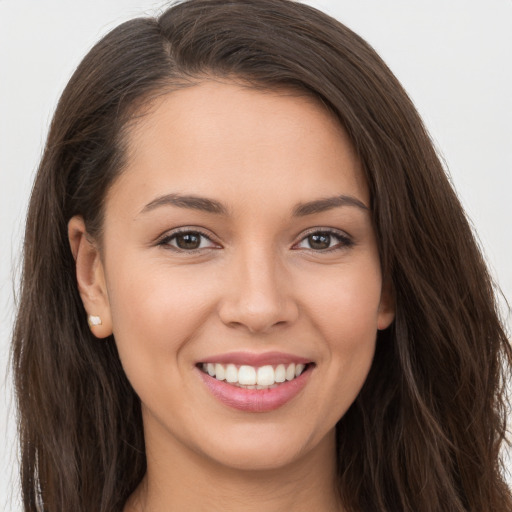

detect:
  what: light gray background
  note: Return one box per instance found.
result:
[1,1,511,510]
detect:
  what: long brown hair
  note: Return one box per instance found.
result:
[12,1,511,510]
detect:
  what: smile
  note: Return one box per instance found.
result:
[196,353,314,412]
[199,362,309,389]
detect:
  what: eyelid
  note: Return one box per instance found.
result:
[155,226,353,253]
[156,227,221,251]
[292,227,354,251]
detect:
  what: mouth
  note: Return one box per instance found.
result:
[197,361,313,390]
[196,354,315,412]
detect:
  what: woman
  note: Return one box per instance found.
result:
[11,0,511,510]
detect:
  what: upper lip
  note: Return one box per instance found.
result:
[197,351,312,367]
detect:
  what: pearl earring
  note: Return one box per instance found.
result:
[88,315,102,328]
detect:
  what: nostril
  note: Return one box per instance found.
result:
[217,281,299,333]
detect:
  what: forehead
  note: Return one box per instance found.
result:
[109,80,368,215]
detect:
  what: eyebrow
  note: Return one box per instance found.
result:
[139,193,368,217]
[140,193,228,215]
[292,195,369,216]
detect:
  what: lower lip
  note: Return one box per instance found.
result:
[198,366,312,413]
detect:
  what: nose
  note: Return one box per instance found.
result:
[217,246,299,334]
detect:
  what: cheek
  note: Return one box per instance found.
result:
[317,281,380,381]
[300,260,382,409]
[105,261,218,371]
[300,259,383,343]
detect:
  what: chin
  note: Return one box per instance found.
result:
[193,422,332,473]
[206,441,308,472]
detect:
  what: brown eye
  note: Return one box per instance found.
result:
[160,230,218,251]
[308,233,331,250]
[295,229,353,252]
[175,233,202,250]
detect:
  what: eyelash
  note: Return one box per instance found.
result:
[157,228,219,253]
[292,228,354,253]
[157,228,354,253]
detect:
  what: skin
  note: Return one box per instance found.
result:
[69,81,394,512]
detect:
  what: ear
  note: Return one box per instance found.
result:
[68,216,113,338]
[377,277,395,330]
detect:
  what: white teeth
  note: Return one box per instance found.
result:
[215,363,225,381]
[225,364,238,383]
[238,365,257,385]
[295,363,305,377]
[275,364,286,383]
[201,361,309,387]
[256,365,274,386]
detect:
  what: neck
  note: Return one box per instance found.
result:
[125,420,342,512]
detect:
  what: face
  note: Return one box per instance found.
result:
[72,81,394,472]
